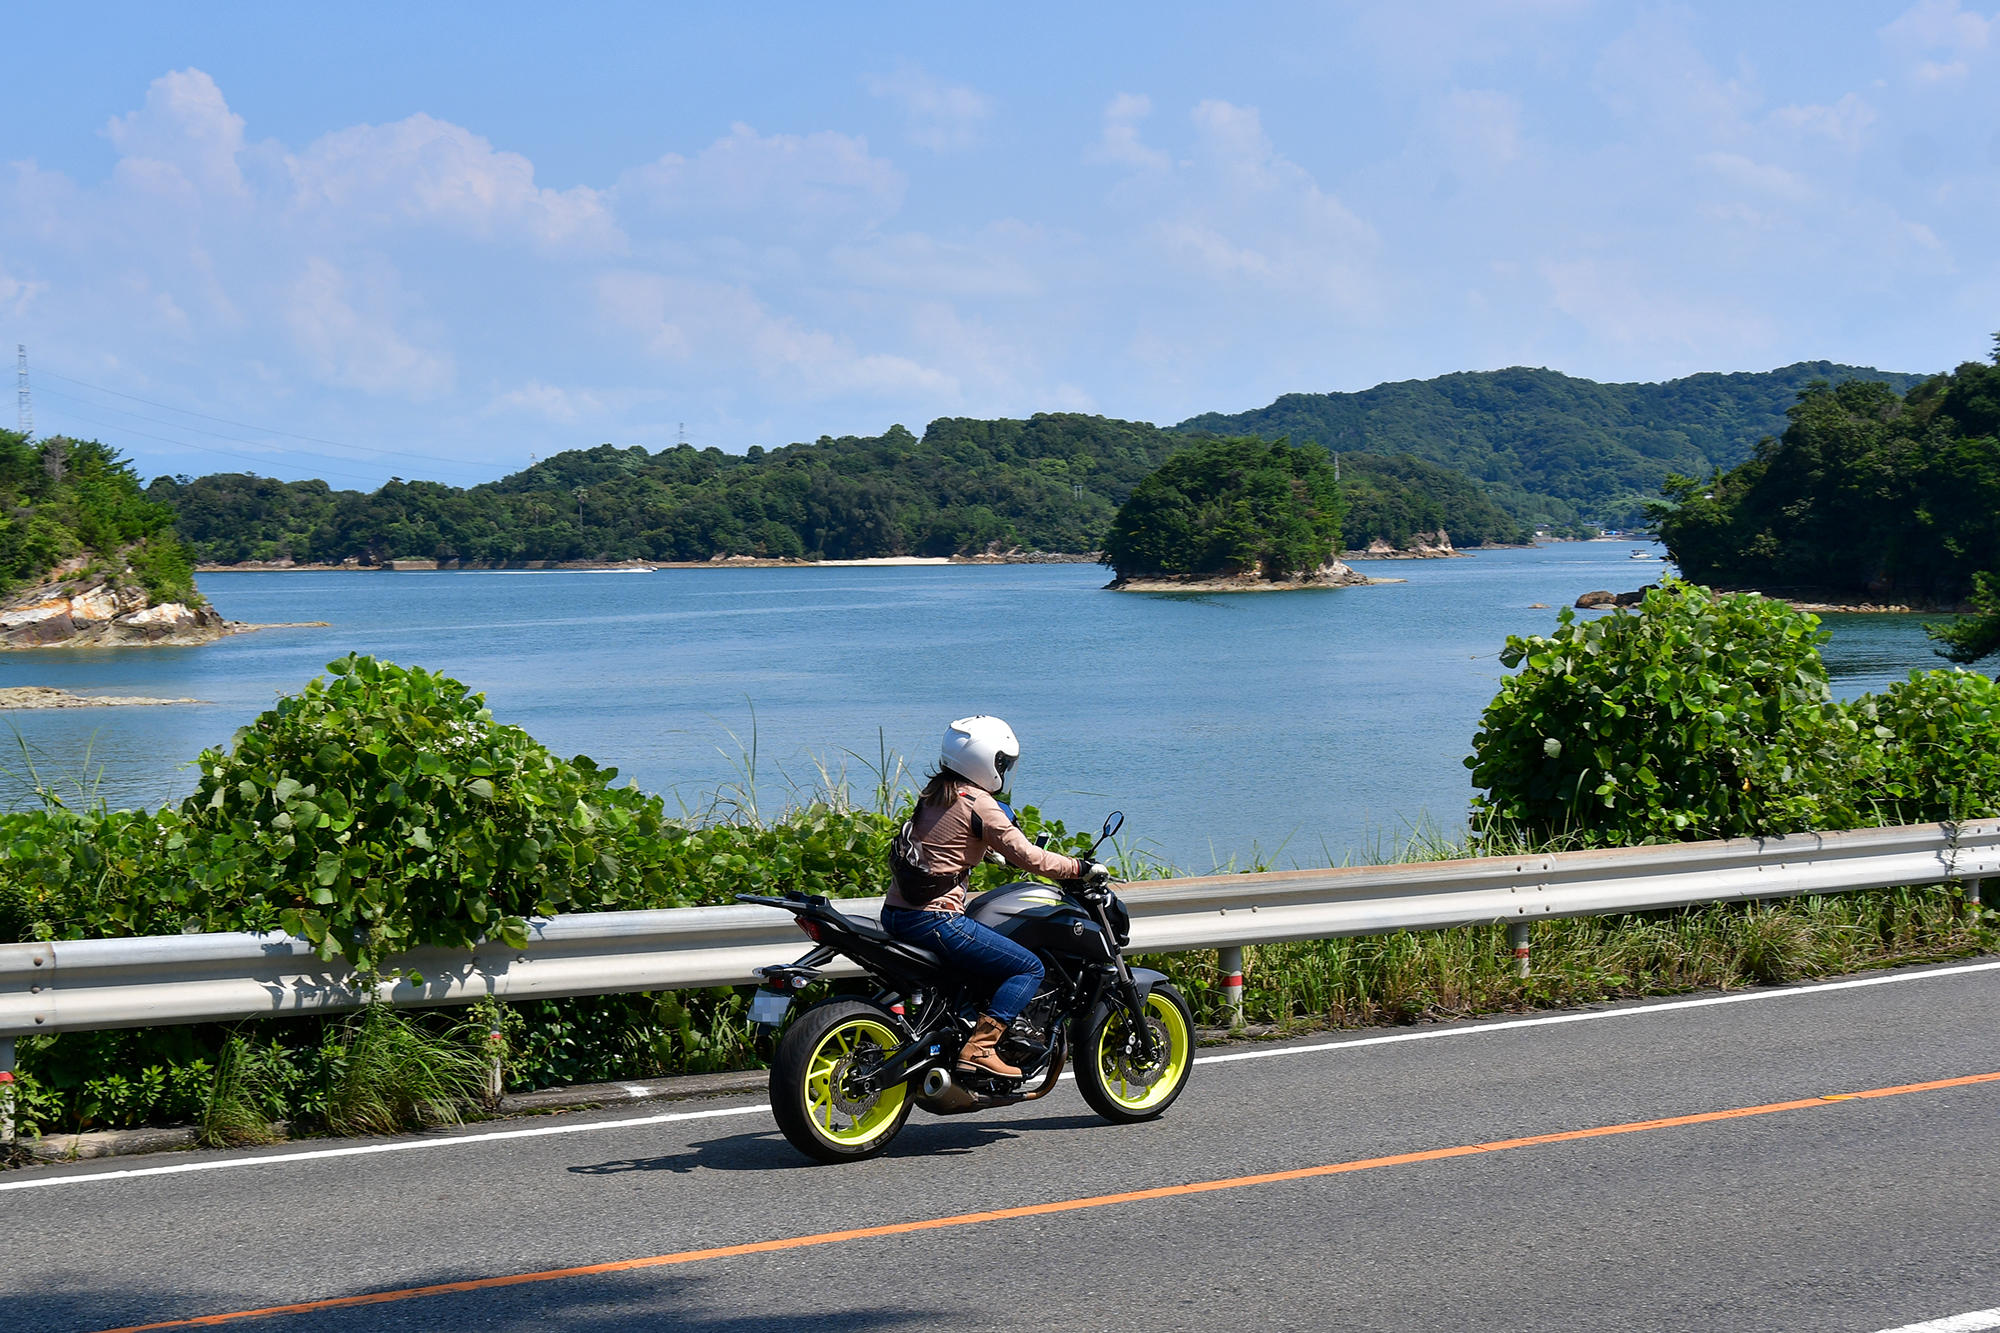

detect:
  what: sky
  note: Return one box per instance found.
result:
[2,1,1997,489]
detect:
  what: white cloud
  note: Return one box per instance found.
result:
[0,264,47,318]
[1540,257,1775,357]
[1349,0,1592,81]
[1093,93,1169,171]
[1699,151,1812,202]
[286,257,454,399]
[618,123,903,222]
[1591,10,1757,139]
[863,64,993,152]
[484,380,604,422]
[1881,0,1999,83]
[1768,94,1877,151]
[105,69,248,199]
[289,114,621,251]
[1162,100,1380,312]
[829,225,1049,298]
[596,270,955,399]
[1436,89,1524,169]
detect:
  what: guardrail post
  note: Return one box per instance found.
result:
[486,1028,505,1103]
[1969,879,1986,919]
[1,1036,16,1145]
[1218,946,1245,1030]
[1508,922,1532,978]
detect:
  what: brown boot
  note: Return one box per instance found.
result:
[956,1015,1022,1079]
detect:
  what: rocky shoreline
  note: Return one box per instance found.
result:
[1107,559,1399,594]
[2,556,329,651]
[0,686,202,709]
[197,551,1104,573]
[1340,529,1464,560]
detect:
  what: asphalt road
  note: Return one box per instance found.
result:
[9,959,2000,1333]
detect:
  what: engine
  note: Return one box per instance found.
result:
[998,990,1062,1066]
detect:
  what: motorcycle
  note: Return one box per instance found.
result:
[736,812,1195,1163]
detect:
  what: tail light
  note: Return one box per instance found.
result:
[795,917,823,942]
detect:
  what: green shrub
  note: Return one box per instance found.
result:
[124,536,201,606]
[1855,668,2000,823]
[167,654,692,971]
[1467,580,1869,845]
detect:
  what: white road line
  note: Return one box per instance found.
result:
[0,1104,770,1193]
[5,957,1997,1194]
[1874,1307,2000,1332]
[1196,958,2000,1067]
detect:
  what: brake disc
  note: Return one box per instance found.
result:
[1107,1014,1171,1089]
[829,1053,882,1117]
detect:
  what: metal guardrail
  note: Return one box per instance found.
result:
[3,821,1993,1053]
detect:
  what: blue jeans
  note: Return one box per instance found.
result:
[880,907,1044,1024]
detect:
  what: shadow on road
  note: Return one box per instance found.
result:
[21,1269,946,1333]
[566,1110,1110,1175]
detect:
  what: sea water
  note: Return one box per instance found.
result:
[0,544,1956,870]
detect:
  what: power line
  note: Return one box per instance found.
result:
[39,401,393,487]
[37,367,493,471]
[33,383,484,483]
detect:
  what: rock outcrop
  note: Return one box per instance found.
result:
[1351,529,1461,559]
[1,560,235,649]
[1107,559,1378,593]
[1575,586,1654,609]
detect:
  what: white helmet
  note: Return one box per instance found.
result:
[939,715,1020,793]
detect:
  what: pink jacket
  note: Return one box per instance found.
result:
[884,783,1086,913]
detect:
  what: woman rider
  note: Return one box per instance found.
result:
[881,716,1108,1080]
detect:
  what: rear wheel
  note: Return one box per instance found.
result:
[1077,983,1194,1123]
[769,1000,913,1163]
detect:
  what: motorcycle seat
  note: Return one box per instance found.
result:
[837,911,947,972]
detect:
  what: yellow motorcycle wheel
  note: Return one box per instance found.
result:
[769,1000,914,1162]
[1077,982,1195,1123]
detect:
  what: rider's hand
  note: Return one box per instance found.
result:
[1079,860,1112,885]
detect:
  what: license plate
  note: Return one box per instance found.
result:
[750,989,793,1026]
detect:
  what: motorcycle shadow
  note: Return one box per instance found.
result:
[567,1112,1110,1175]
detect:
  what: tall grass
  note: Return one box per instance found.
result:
[1150,886,1991,1033]
[319,1007,492,1137]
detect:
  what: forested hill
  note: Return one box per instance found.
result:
[1655,350,2000,606]
[153,414,1528,567]
[1,428,199,604]
[1176,362,1924,529]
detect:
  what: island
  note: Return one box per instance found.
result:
[1100,437,1381,592]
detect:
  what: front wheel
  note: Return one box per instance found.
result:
[769,1000,914,1163]
[1077,982,1195,1123]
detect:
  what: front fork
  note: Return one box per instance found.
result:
[1092,898,1161,1065]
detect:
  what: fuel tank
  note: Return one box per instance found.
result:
[967,881,1113,960]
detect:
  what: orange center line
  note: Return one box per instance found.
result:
[96,1069,2000,1333]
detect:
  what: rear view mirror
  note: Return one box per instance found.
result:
[1101,811,1124,842]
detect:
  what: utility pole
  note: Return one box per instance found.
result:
[15,345,30,437]
[575,486,585,527]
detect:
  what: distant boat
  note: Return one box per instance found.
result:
[1629,550,1656,560]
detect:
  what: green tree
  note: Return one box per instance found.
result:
[1101,437,1345,581]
